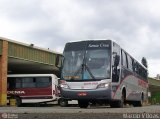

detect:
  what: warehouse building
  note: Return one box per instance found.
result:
[0,37,62,106]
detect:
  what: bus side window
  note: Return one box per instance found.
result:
[127,55,133,71]
[22,77,36,88]
[36,77,51,88]
[133,62,138,74]
[144,70,148,79]
[132,61,136,72]
[16,78,22,88]
[8,78,16,89]
[121,50,128,68]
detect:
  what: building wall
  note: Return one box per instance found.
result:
[0,40,8,105]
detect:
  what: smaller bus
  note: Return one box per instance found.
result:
[7,74,59,106]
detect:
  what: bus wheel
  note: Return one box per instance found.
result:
[59,99,68,107]
[133,94,143,107]
[118,92,125,108]
[78,100,89,108]
[112,92,125,108]
[110,102,116,108]
[139,93,144,107]
[15,97,22,107]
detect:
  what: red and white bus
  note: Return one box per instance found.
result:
[7,74,59,106]
[60,40,148,108]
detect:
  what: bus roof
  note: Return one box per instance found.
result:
[66,39,112,44]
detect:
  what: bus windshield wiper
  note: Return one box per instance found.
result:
[82,64,95,79]
[70,63,95,80]
[70,66,82,80]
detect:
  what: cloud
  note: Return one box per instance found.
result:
[0,0,160,77]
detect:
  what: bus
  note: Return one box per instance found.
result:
[7,74,59,106]
[59,40,148,108]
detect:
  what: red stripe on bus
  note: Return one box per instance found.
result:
[112,75,148,99]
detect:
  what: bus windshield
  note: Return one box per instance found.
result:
[85,49,111,79]
[62,48,111,80]
[62,50,84,80]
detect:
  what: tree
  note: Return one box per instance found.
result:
[141,57,148,68]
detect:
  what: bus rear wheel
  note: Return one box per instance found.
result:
[78,100,89,108]
[133,94,143,107]
[14,97,22,107]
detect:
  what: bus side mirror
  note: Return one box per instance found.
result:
[114,55,120,67]
[56,54,63,68]
[55,54,59,67]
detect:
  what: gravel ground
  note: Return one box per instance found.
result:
[0,105,159,119]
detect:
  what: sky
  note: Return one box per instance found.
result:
[0,0,160,77]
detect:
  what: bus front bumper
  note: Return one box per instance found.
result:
[60,88,112,100]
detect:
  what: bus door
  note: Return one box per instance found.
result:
[112,42,121,83]
[111,42,121,100]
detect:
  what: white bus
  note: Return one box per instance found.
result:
[7,74,59,106]
[59,40,148,108]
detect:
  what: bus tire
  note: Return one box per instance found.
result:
[119,90,125,108]
[133,100,143,107]
[15,97,22,107]
[78,100,89,108]
[133,94,143,107]
[59,99,68,107]
[110,102,117,108]
[111,92,125,108]
[139,93,144,107]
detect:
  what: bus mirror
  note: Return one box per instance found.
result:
[56,54,63,68]
[114,55,120,67]
[55,55,59,67]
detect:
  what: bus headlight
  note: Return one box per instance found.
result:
[60,80,69,89]
[60,83,69,89]
[97,83,110,89]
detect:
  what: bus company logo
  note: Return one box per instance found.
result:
[88,43,109,48]
[7,91,25,95]
[2,113,7,119]
[84,82,98,85]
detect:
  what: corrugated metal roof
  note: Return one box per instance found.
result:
[148,77,160,86]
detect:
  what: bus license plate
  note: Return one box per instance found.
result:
[77,92,87,96]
